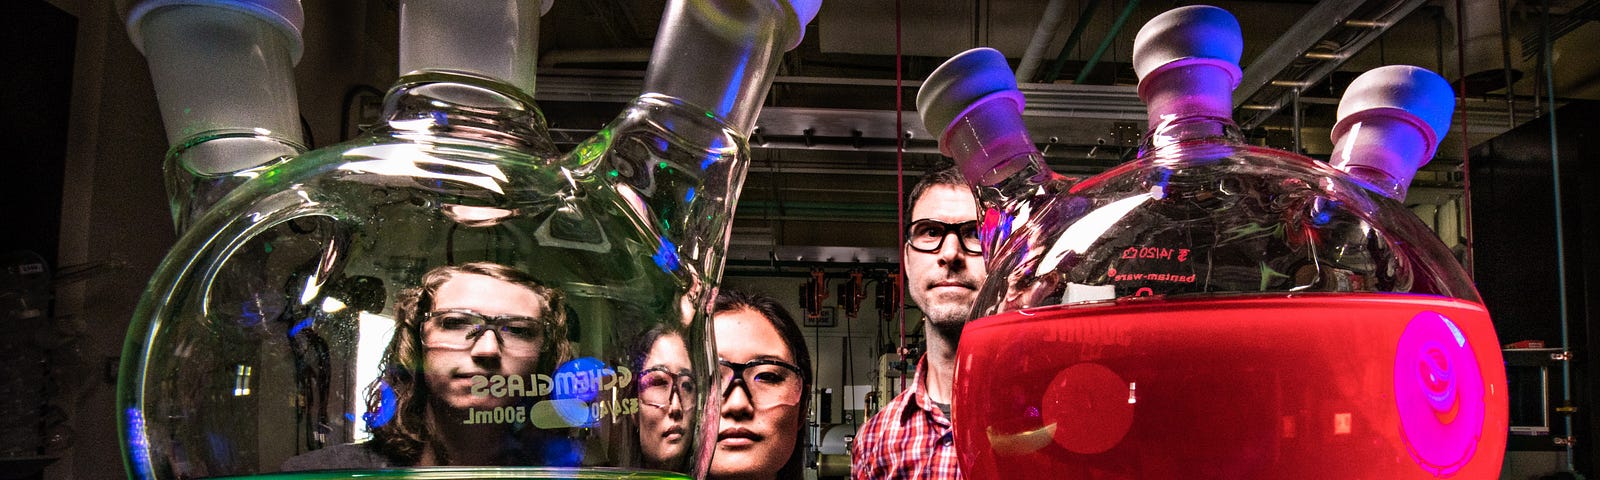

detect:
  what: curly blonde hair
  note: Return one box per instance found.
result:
[366,262,573,465]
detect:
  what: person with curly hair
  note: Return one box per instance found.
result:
[283,262,573,470]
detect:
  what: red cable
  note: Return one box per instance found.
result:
[894,0,907,392]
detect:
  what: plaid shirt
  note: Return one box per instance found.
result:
[851,358,961,480]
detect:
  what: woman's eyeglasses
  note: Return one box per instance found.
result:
[717,358,804,407]
[421,309,549,356]
[638,367,698,410]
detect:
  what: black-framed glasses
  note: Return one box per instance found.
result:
[905,219,981,255]
[421,309,550,356]
[639,367,698,410]
[717,358,804,407]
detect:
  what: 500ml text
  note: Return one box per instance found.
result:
[463,398,642,425]
[465,405,531,424]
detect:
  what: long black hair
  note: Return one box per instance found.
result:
[712,289,812,480]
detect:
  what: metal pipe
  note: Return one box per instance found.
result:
[1344,19,1387,28]
[1015,0,1072,83]
[1538,3,1575,471]
[1040,0,1102,83]
[1291,86,1302,153]
[1232,0,1373,109]
[1236,1,1427,130]
[1074,0,1140,85]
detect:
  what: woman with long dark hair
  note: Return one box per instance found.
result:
[634,323,693,469]
[708,290,812,480]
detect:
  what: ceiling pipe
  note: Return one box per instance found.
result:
[1039,0,1102,83]
[1014,0,1072,83]
[1232,1,1372,109]
[1073,0,1140,85]
[1233,1,1427,130]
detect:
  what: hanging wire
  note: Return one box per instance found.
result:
[894,0,908,393]
[1453,0,1474,279]
[1538,2,1576,470]
[843,309,856,427]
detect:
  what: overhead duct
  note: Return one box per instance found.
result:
[1014,0,1072,83]
[1447,0,1523,95]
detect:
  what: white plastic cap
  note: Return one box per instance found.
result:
[916,47,1024,141]
[126,0,305,63]
[784,0,823,51]
[1330,65,1455,198]
[1131,5,1242,125]
[1131,5,1241,85]
[1335,65,1455,148]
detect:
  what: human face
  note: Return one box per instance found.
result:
[904,184,987,330]
[421,273,547,411]
[639,332,692,466]
[710,309,800,480]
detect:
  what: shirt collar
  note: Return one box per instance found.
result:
[897,355,950,425]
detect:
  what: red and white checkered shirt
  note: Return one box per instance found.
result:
[851,357,962,480]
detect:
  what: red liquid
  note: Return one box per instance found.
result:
[954,293,1507,479]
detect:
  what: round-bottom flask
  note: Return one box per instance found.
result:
[119,73,733,479]
[920,7,1507,479]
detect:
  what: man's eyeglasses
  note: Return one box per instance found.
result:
[717,358,804,407]
[639,367,698,410]
[421,309,549,356]
[905,219,981,255]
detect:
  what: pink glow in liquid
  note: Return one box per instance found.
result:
[953,293,1507,479]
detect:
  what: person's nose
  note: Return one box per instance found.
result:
[469,328,503,357]
[936,231,968,268]
[666,389,686,417]
[720,382,754,419]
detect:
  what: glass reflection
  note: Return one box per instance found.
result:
[282,262,574,470]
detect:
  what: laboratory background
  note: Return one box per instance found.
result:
[4,0,1599,479]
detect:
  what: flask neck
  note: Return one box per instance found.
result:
[940,94,1044,187]
[398,0,542,97]
[1330,113,1432,201]
[1138,61,1245,153]
[136,5,305,161]
[643,0,799,136]
[566,93,751,281]
[1138,114,1246,155]
[378,71,557,154]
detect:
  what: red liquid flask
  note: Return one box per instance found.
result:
[918,6,1506,479]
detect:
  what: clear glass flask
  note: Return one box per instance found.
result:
[921,6,1506,479]
[117,0,816,478]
